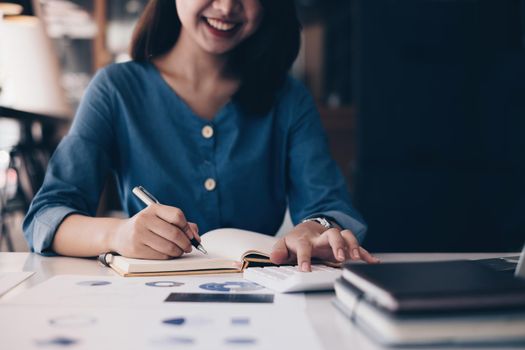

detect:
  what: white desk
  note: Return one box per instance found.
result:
[0,252,521,350]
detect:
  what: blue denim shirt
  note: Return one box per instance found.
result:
[23,61,367,254]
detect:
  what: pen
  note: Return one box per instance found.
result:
[132,186,207,255]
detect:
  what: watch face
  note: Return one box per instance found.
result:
[318,218,332,228]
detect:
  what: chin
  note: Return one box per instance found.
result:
[202,43,238,56]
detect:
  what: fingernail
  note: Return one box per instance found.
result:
[301,262,310,272]
[337,248,345,261]
[352,248,360,259]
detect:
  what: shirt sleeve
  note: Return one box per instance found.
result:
[22,68,117,255]
[286,80,368,242]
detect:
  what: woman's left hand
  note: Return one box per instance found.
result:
[270,221,380,272]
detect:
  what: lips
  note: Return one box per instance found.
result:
[203,16,242,38]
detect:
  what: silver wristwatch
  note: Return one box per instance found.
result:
[301,217,334,230]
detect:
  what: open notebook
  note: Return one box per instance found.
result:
[105,228,278,277]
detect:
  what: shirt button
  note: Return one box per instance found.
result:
[201,125,214,139]
[204,178,216,191]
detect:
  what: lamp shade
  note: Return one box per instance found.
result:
[0,3,24,16]
[0,15,71,118]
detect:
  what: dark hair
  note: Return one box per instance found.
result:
[130,0,301,115]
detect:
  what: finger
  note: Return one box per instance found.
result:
[146,216,192,253]
[296,238,313,272]
[270,238,290,265]
[322,228,347,261]
[188,222,201,242]
[143,229,184,257]
[153,204,190,232]
[177,221,200,245]
[359,246,380,264]
[341,229,361,260]
[180,223,192,238]
[133,244,170,260]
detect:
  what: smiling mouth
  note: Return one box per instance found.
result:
[203,17,241,33]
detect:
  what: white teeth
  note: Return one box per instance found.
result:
[206,18,236,31]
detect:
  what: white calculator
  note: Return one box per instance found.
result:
[243,265,341,293]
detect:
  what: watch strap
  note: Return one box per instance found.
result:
[301,216,334,230]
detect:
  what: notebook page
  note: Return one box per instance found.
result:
[201,228,277,261]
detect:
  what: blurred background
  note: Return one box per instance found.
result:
[0,0,524,253]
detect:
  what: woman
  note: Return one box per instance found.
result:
[23,0,378,271]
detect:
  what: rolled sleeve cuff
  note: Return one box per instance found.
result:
[307,210,368,243]
[32,206,86,255]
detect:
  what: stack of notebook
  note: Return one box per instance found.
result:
[333,260,525,346]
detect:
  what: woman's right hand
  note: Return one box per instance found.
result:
[109,204,200,259]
